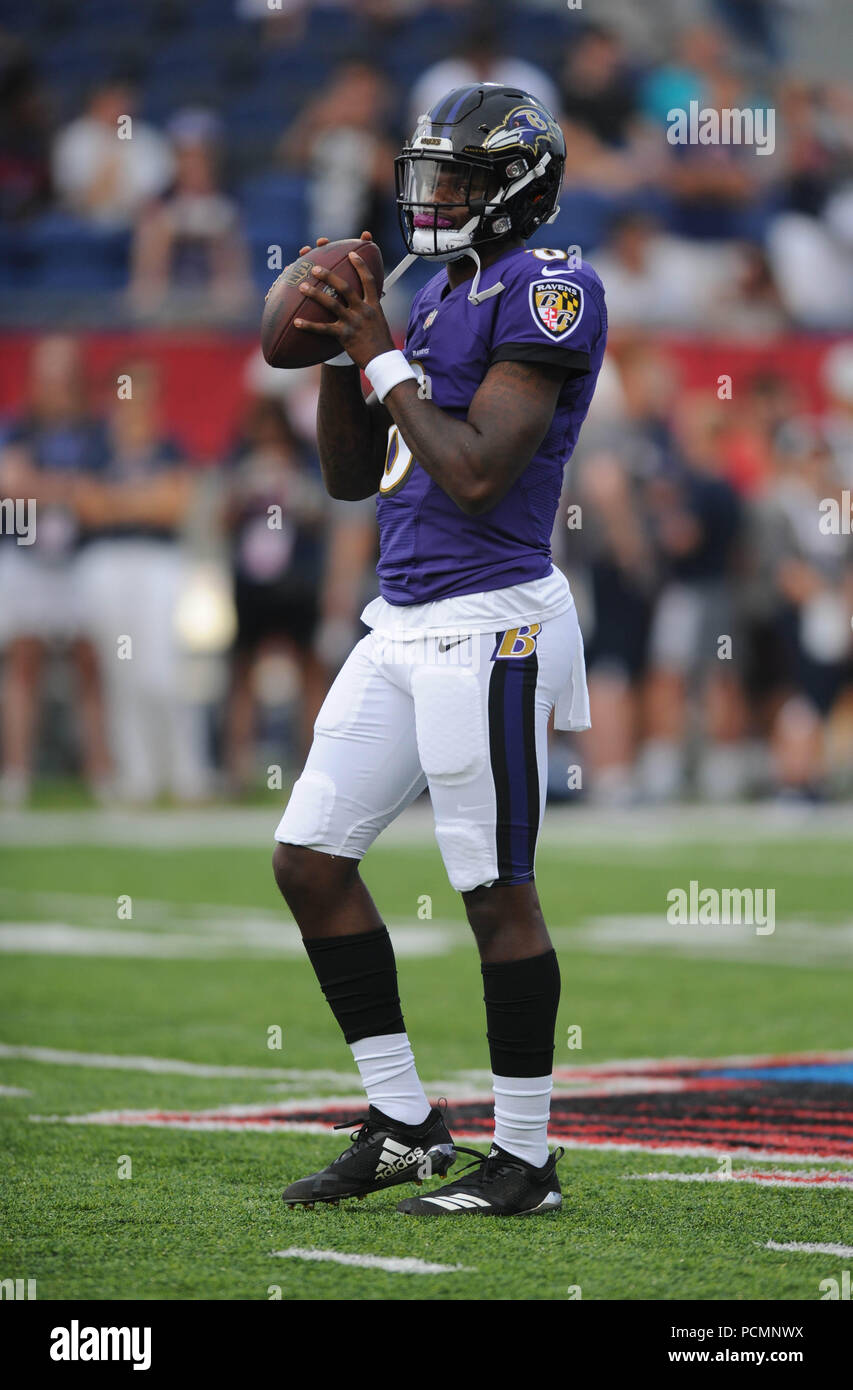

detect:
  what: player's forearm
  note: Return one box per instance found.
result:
[316,366,384,500]
[382,359,563,516]
[383,380,493,515]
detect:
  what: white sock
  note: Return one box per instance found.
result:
[493,1074,553,1168]
[350,1033,431,1127]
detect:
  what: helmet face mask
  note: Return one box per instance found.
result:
[395,154,508,259]
[396,84,566,262]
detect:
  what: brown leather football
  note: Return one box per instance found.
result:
[261,238,385,369]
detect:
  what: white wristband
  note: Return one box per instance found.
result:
[325,350,356,367]
[364,349,416,403]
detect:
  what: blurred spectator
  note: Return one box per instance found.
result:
[0,336,111,804]
[553,22,659,200]
[776,78,843,219]
[641,27,776,239]
[721,369,799,498]
[562,341,676,805]
[0,33,50,221]
[223,373,380,791]
[767,187,853,329]
[639,393,745,803]
[74,360,207,803]
[761,75,853,328]
[129,108,253,322]
[242,350,322,453]
[591,211,737,330]
[558,23,639,147]
[572,448,658,806]
[52,81,174,227]
[713,241,789,337]
[408,13,559,129]
[821,341,853,488]
[223,395,330,791]
[760,422,853,798]
[640,24,727,127]
[595,216,789,337]
[280,59,396,244]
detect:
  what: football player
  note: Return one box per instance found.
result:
[273,85,607,1216]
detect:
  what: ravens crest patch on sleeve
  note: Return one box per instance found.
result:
[529,278,584,342]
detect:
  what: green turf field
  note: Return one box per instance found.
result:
[1,809,852,1301]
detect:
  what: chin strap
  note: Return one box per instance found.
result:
[382,252,418,294]
[460,247,507,306]
[382,247,507,307]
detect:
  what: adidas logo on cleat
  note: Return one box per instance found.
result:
[375,1138,425,1178]
[421,1194,492,1210]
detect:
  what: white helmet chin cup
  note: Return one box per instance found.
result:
[411,215,480,261]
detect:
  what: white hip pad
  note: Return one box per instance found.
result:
[412,665,487,785]
[275,770,336,844]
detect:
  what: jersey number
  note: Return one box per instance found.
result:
[380,427,415,496]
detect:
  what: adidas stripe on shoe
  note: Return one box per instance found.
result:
[281,1104,455,1207]
[397,1144,563,1217]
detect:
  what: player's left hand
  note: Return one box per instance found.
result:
[293,250,396,370]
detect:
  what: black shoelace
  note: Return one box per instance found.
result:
[329,1114,375,1161]
[445,1145,564,1185]
[333,1114,371,1137]
[446,1145,526,1185]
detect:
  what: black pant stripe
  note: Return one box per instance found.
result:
[523,651,540,874]
[488,643,513,880]
[488,636,541,883]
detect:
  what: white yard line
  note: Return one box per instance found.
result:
[3,909,852,967]
[0,924,303,959]
[764,1241,853,1257]
[0,1042,491,1098]
[271,1248,474,1274]
[555,1047,853,1076]
[0,1043,352,1082]
[0,921,465,959]
[573,916,853,966]
[626,1170,853,1189]
[32,1109,365,1133]
[3,802,853,849]
[6,1041,852,1081]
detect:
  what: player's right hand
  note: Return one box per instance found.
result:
[298,231,373,257]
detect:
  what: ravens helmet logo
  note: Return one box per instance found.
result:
[482,103,563,157]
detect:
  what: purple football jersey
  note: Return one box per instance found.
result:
[375,244,607,604]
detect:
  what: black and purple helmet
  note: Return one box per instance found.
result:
[395,83,566,261]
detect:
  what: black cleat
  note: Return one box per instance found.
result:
[282,1104,456,1207]
[397,1143,563,1216]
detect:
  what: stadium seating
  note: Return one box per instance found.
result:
[25,214,132,292]
[2,0,831,321]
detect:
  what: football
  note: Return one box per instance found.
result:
[261,238,385,369]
